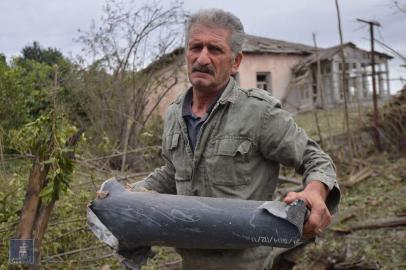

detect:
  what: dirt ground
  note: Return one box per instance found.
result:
[272,152,406,270]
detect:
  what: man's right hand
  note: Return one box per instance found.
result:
[283,180,332,238]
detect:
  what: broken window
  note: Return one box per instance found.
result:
[325,64,331,74]
[338,63,350,72]
[256,72,272,93]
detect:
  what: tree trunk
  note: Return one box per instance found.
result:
[28,200,56,270]
[10,128,83,269]
[15,156,50,239]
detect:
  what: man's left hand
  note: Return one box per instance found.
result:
[283,180,331,239]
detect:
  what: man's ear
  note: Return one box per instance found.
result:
[231,53,243,74]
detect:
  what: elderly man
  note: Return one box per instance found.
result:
[133,8,340,270]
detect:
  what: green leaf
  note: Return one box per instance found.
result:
[39,184,54,201]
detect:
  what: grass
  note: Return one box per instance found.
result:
[288,153,406,270]
[293,105,373,141]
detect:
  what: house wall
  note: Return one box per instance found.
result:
[144,59,189,118]
[238,53,305,100]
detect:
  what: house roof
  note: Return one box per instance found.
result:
[148,34,317,67]
[147,37,393,73]
[293,42,393,72]
[243,34,316,55]
[143,47,184,73]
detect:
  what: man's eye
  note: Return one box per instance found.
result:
[189,45,202,51]
[209,46,222,53]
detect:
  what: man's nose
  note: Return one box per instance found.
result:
[196,47,210,65]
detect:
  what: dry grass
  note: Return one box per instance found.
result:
[294,105,372,141]
[275,153,406,269]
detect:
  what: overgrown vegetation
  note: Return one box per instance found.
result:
[1,0,405,269]
[377,86,406,152]
[0,0,185,268]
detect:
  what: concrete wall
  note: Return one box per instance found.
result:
[238,53,305,100]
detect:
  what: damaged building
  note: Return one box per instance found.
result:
[284,42,393,111]
[145,35,392,116]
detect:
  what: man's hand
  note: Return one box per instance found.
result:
[283,180,331,238]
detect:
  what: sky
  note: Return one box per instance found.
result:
[1,0,405,92]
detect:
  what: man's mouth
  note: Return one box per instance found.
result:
[193,71,212,77]
[192,65,215,75]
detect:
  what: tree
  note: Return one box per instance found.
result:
[0,53,6,65]
[0,41,86,270]
[75,0,185,169]
[7,66,83,269]
[17,42,72,84]
[20,41,65,66]
[0,41,84,135]
[0,58,53,131]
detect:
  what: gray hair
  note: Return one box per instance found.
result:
[185,8,245,57]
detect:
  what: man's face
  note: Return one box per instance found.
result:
[186,24,242,93]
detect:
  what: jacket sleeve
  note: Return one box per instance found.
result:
[259,103,340,213]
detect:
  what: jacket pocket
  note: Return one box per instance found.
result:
[166,132,192,194]
[208,138,253,186]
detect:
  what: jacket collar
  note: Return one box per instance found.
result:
[219,77,239,104]
[175,76,239,106]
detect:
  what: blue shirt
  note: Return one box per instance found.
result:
[182,88,223,152]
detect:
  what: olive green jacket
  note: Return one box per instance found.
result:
[137,77,340,269]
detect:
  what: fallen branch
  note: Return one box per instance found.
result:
[77,253,114,263]
[396,211,406,217]
[41,245,105,261]
[47,226,87,242]
[332,216,406,233]
[341,167,373,187]
[80,146,161,162]
[70,172,151,189]
[47,218,86,227]
[337,213,355,223]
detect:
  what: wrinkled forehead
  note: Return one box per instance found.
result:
[187,23,232,45]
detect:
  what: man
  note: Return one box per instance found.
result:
[132,8,340,270]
